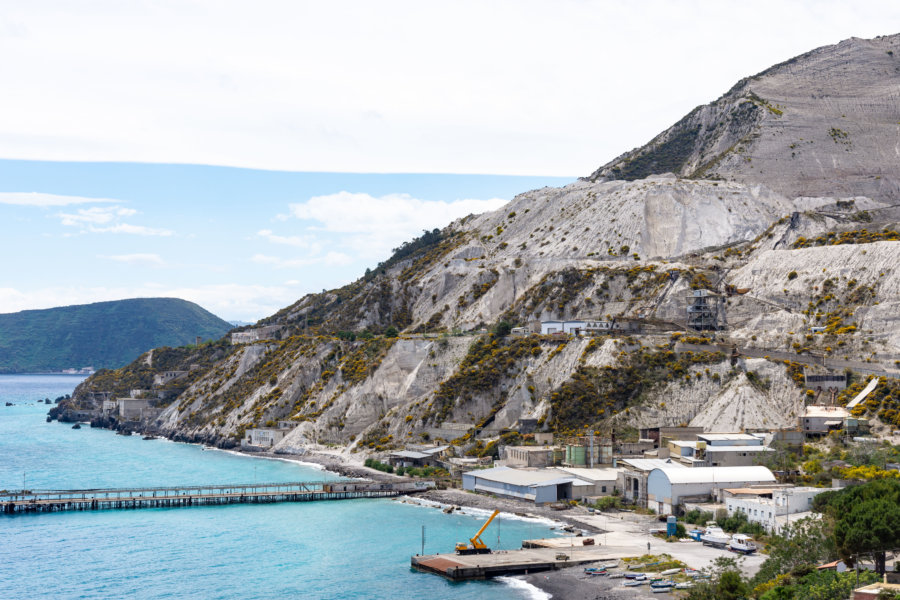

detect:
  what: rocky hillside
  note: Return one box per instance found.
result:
[62,33,900,454]
[590,34,900,203]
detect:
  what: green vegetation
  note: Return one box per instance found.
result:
[792,228,899,248]
[840,376,900,428]
[548,342,724,432]
[426,334,541,426]
[608,118,702,180]
[363,458,394,473]
[0,297,232,373]
[815,478,900,574]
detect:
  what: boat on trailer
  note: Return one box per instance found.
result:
[728,533,758,554]
[700,524,730,548]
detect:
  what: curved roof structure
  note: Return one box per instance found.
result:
[651,466,775,485]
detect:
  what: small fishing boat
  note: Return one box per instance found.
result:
[675,582,694,589]
[700,524,730,548]
[660,568,681,576]
[650,580,675,589]
[585,570,608,577]
[623,580,643,587]
[623,572,646,579]
[728,533,758,554]
[597,560,619,570]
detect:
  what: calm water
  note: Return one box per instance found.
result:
[1,375,554,600]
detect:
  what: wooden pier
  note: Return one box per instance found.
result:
[2,480,433,515]
[412,545,617,581]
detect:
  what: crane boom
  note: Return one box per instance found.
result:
[470,510,500,549]
[455,509,500,554]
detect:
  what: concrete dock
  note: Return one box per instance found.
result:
[411,545,619,581]
[2,480,433,514]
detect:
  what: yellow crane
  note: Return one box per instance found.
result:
[455,510,499,555]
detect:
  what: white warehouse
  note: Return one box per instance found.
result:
[646,466,776,514]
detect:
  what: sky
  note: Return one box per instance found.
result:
[2,1,899,322]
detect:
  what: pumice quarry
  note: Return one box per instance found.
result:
[46,32,900,599]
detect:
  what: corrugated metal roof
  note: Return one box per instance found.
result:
[556,467,620,482]
[619,458,686,471]
[391,451,430,459]
[652,466,776,485]
[698,433,759,442]
[705,445,774,453]
[466,467,586,487]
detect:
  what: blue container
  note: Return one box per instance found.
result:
[666,515,677,537]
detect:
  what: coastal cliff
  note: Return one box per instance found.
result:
[58,33,900,454]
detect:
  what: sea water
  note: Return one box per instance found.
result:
[1,375,556,600]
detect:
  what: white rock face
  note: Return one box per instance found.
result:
[592,34,900,203]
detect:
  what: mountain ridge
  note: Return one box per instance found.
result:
[0,297,232,373]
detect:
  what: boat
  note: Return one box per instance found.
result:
[728,533,758,555]
[675,582,694,589]
[660,568,681,576]
[585,570,608,576]
[650,580,675,589]
[700,524,730,548]
[623,572,646,579]
[71,423,81,429]
[623,580,643,587]
[596,561,619,570]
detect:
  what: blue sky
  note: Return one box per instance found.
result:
[0,160,572,320]
[2,1,898,321]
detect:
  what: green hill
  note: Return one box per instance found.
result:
[0,298,233,373]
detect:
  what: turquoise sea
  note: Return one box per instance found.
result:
[1,375,554,600]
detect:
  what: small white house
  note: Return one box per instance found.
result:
[801,405,850,435]
[540,320,586,335]
[241,428,286,449]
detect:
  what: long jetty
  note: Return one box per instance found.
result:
[2,480,434,515]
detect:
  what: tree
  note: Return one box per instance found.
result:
[687,557,749,600]
[384,326,398,338]
[834,497,900,574]
[493,320,512,337]
[753,517,837,586]
[815,479,900,575]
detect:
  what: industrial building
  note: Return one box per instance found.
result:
[646,466,776,514]
[618,458,685,506]
[461,467,592,505]
[502,446,558,468]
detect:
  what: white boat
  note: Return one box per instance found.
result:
[700,525,730,548]
[597,560,619,570]
[660,568,681,576]
[675,582,694,589]
[728,533,758,554]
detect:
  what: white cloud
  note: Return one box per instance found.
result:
[286,192,506,258]
[100,253,165,267]
[58,206,136,226]
[257,228,320,251]
[54,206,173,236]
[251,251,353,269]
[0,192,120,207]
[1,2,896,175]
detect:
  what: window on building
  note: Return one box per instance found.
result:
[601,486,607,493]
